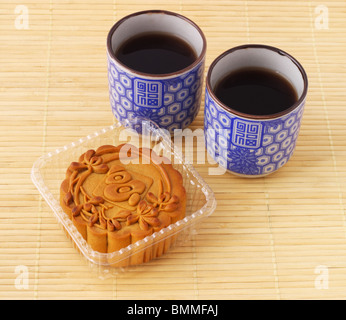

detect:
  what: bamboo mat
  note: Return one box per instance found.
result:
[1,0,346,300]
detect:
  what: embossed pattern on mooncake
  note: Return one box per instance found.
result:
[60,144,186,266]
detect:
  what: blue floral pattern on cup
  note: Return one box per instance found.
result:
[204,90,305,176]
[107,53,205,135]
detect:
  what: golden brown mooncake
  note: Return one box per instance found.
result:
[60,143,186,266]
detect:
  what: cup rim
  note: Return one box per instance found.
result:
[206,44,308,120]
[107,10,207,78]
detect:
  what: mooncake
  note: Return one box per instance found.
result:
[60,144,186,266]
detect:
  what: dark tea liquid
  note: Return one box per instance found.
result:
[115,32,197,75]
[214,68,298,116]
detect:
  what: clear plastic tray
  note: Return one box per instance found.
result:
[31,119,216,275]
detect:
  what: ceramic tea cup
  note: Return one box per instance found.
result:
[107,10,207,135]
[204,44,308,177]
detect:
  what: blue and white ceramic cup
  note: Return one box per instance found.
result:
[107,10,206,135]
[205,44,308,177]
